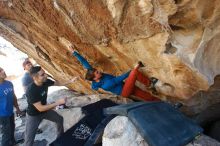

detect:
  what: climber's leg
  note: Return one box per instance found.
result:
[133,86,160,101]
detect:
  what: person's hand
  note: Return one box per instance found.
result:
[56,97,67,105]
[15,109,22,117]
[67,45,76,53]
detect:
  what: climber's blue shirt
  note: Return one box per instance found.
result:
[73,52,130,95]
[0,80,14,117]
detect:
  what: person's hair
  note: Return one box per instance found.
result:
[22,58,32,69]
[30,66,41,77]
[0,67,4,73]
[85,69,95,81]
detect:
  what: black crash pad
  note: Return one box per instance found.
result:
[50,99,117,146]
[104,102,203,146]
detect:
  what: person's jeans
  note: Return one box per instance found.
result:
[0,115,15,146]
[24,110,64,146]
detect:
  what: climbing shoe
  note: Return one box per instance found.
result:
[148,77,159,95]
[137,61,145,67]
[150,77,158,87]
[149,77,158,89]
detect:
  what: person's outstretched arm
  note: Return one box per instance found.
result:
[33,98,66,112]
[102,71,130,90]
[67,46,93,70]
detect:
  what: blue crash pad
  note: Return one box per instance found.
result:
[104,102,203,146]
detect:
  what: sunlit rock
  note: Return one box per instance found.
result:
[0,0,220,102]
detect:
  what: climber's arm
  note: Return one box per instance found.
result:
[67,46,93,70]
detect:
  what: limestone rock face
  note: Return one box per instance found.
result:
[1,0,220,100]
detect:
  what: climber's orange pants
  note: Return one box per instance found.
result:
[121,65,160,101]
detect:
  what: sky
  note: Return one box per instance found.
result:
[0,36,27,76]
[0,36,28,98]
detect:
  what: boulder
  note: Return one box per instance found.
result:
[1,0,220,101]
[103,116,148,146]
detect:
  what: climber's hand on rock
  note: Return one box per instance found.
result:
[15,109,22,117]
[68,45,76,53]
